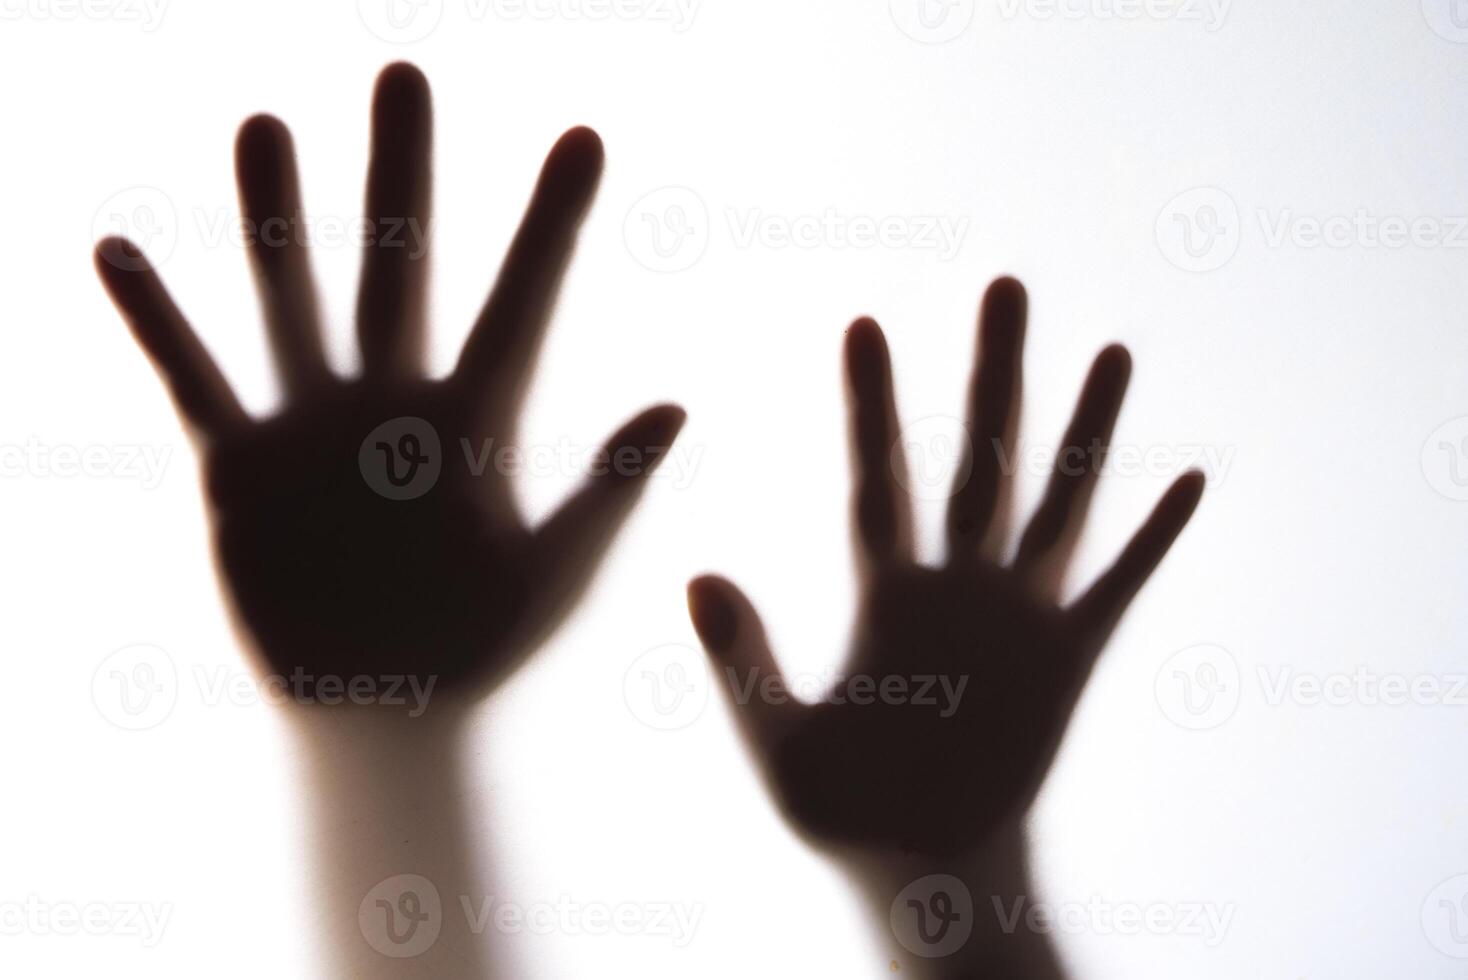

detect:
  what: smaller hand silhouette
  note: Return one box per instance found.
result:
[95,64,685,702]
[688,278,1203,857]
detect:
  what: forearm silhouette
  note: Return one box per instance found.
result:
[95,62,684,979]
[687,277,1203,978]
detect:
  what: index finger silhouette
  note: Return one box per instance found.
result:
[455,126,605,410]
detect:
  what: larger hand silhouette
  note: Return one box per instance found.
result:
[688,277,1202,858]
[95,63,685,699]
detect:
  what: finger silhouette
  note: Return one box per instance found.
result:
[846,317,913,574]
[1070,469,1205,643]
[1012,343,1131,592]
[456,126,605,412]
[356,62,432,380]
[93,237,245,438]
[532,403,686,610]
[688,574,799,762]
[687,277,1203,865]
[234,113,330,397]
[947,276,1026,562]
[95,62,681,699]
[96,64,681,980]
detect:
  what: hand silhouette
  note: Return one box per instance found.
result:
[688,277,1202,858]
[95,63,685,702]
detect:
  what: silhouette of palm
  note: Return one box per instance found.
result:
[95,64,684,698]
[689,278,1202,857]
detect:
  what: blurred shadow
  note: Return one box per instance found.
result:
[688,279,1204,978]
[95,62,684,980]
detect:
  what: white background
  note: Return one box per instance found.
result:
[2,0,1468,976]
